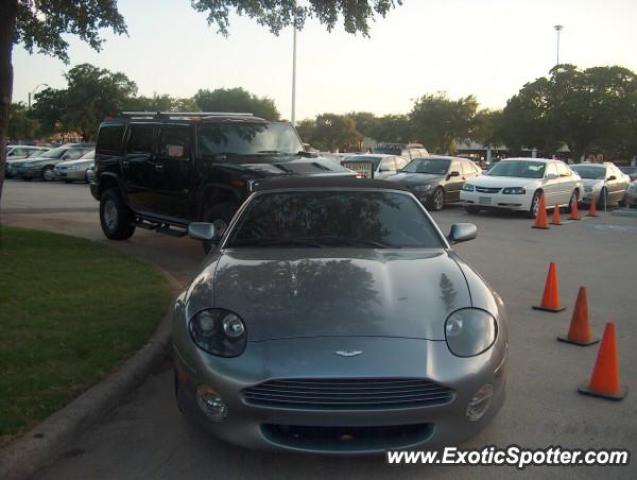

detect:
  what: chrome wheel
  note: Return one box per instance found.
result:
[530,192,541,218]
[43,167,55,182]
[103,199,118,231]
[432,188,444,211]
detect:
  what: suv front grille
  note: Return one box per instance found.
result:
[242,378,453,410]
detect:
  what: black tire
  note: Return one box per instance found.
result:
[566,189,579,213]
[201,201,239,253]
[42,165,55,182]
[465,205,481,215]
[84,170,90,184]
[64,179,72,184]
[99,188,136,240]
[597,188,608,210]
[429,187,445,211]
[528,190,542,219]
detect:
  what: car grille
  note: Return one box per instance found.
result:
[242,378,454,410]
[475,186,501,193]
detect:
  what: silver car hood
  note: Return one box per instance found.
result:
[186,248,473,341]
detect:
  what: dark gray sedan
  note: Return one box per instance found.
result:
[386,156,482,211]
[173,178,507,454]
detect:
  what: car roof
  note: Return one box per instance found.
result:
[498,157,558,164]
[344,154,396,159]
[253,176,410,192]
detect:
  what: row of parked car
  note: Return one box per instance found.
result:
[5,143,95,183]
[340,152,636,216]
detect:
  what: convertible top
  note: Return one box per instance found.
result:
[253,176,410,192]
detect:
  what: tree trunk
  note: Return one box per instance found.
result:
[0,0,18,209]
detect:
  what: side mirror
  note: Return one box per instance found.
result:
[447,171,460,180]
[607,175,616,181]
[448,223,478,244]
[188,222,217,242]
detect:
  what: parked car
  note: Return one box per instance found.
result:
[622,180,637,208]
[571,162,630,209]
[13,143,94,181]
[460,158,582,218]
[54,150,95,183]
[386,156,482,211]
[373,142,429,160]
[5,146,50,178]
[619,165,637,182]
[91,112,355,250]
[173,177,507,454]
[341,154,409,179]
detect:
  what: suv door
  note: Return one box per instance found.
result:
[154,124,194,221]
[123,123,158,213]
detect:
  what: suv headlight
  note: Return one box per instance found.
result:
[445,308,497,357]
[502,187,526,194]
[189,309,247,357]
[462,184,475,192]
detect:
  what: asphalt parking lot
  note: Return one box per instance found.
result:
[2,179,636,479]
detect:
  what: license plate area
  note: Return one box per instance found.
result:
[479,197,492,205]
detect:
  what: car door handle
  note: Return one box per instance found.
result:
[154,163,164,171]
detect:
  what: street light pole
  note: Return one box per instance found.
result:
[554,25,563,66]
[291,17,297,126]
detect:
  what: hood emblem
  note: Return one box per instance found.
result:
[335,350,363,357]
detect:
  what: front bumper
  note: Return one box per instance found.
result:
[173,335,507,454]
[54,168,86,181]
[15,165,45,178]
[460,190,531,211]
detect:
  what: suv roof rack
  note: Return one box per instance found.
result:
[118,111,255,120]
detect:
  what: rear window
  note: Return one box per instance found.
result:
[96,125,125,154]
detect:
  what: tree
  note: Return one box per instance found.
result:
[347,112,379,139]
[409,93,478,154]
[295,118,316,145]
[8,102,38,140]
[370,114,412,143]
[122,93,199,112]
[30,87,69,137]
[62,64,137,140]
[1,0,403,201]
[470,109,502,148]
[193,87,280,120]
[307,113,362,151]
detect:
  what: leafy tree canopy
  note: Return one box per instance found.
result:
[193,87,280,120]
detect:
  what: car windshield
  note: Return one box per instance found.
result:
[620,166,637,174]
[401,158,450,174]
[38,146,69,159]
[486,160,546,178]
[198,122,303,156]
[571,165,606,179]
[226,190,444,249]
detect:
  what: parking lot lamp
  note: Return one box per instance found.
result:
[554,25,563,65]
[28,83,49,109]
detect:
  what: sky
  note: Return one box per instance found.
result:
[11,0,637,121]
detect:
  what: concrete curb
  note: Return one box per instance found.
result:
[0,267,184,480]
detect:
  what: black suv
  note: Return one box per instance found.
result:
[91,112,353,249]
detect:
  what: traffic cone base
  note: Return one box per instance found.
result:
[557,335,599,346]
[578,383,627,401]
[533,304,566,313]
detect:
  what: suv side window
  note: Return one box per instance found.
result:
[380,157,396,171]
[96,125,125,154]
[159,125,191,160]
[127,125,155,154]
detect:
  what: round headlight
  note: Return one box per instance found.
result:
[445,308,497,357]
[189,309,247,357]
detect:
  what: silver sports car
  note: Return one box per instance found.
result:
[173,177,508,454]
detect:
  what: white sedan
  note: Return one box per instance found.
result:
[460,158,582,218]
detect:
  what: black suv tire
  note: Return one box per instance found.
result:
[100,188,136,240]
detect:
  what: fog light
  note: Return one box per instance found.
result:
[196,385,228,422]
[466,384,494,421]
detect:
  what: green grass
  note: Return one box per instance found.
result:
[0,226,172,444]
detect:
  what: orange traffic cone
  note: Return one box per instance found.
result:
[557,287,599,346]
[532,193,549,229]
[578,323,628,400]
[588,195,598,217]
[551,205,562,225]
[533,262,566,312]
[569,197,581,220]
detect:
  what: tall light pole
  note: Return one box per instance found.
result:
[554,25,563,66]
[28,83,48,109]
[291,11,298,126]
